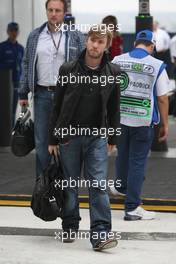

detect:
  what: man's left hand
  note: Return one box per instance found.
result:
[158,124,169,142]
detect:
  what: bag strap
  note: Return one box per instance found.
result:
[51,154,61,166]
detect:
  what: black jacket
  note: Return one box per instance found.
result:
[49,49,121,145]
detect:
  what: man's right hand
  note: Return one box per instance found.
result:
[19,100,29,107]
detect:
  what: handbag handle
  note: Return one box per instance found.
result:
[49,154,64,177]
[21,105,28,113]
[51,154,62,167]
[19,105,31,124]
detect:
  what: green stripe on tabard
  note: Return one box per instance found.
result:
[121,101,143,107]
[121,100,151,108]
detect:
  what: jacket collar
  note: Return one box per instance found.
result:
[129,48,150,59]
[39,22,48,33]
[7,38,18,45]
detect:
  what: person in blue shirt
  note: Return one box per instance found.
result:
[0,22,24,125]
[111,30,169,221]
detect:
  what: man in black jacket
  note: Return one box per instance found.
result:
[48,25,121,251]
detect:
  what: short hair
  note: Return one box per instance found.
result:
[45,0,67,12]
[102,15,118,27]
[87,25,113,49]
[135,39,154,47]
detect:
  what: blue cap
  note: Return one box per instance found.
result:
[136,30,156,45]
[7,22,19,31]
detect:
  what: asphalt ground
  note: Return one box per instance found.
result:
[0,117,175,209]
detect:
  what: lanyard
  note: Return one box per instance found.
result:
[50,31,63,57]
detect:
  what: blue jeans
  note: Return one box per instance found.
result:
[115,124,154,212]
[34,88,55,178]
[59,136,111,247]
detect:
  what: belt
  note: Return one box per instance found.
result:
[37,85,56,92]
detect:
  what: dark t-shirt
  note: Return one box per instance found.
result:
[70,65,102,129]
